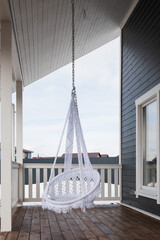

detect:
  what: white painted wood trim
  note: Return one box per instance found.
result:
[16,80,23,204]
[24,198,42,202]
[12,104,16,162]
[136,190,157,200]
[16,80,23,164]
[115,169,118,198]
[101,169,105,198]
[119,168,122,200]
[12,162,20,169]
[58,168,62,174]
[12,167,19,208]
[136,104,141,197]
[120,203,160,221]
[108,169,111,198]
[1,21,12,232]
[119,31,122,201]
[157,91,160,204]
[43,168,47,190]
[95,197,121,201]
[23,163,122,170]
[135,83,160,106]
[36,168,40,199]
[23,197,121,202]
[29,168,33,199]
[119,30,122,166]
[18,165,24,204]
[135,83,160,203]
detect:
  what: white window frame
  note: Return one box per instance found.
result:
[135,83,160,204]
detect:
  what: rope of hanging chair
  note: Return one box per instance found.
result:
[49,101,72,181]
[71,0,78,108]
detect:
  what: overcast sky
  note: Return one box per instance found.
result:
[13,37,120,157]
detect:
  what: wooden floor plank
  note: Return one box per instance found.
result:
[48,210,64,240]
[18,206,34,240]
[1,205,160,240]
[66,218,86,240]
[0,232,8,240]
[7,207,26,240]
[54,212,75,240]
[74,212,98,239]
[90,209,129,240]
[30,207,41,240]
[75,209,106,238]
[41,209,52,240]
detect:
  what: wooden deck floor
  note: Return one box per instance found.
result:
[1,204,160,240]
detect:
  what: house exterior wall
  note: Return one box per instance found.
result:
[121,0,160,215]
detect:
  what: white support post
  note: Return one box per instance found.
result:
[157,91,160,204]
[16,80,23,203]
[119,29,122,166]
[119,30,122,202]
[1,21,12,232]
[12,104,16,162]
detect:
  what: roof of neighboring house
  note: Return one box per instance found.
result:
[23,149,33,153]
[24,156,119,165]
[61,152,102,158]
[101,154,109,158]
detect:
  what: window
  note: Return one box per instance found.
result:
[143,100,157,187]
[135,84,160,203]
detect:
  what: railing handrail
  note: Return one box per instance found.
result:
[23,163,122,169]
[12,161,20,169]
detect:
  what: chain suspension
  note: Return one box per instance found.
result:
[71,0,77,107]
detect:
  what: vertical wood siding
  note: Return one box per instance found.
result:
[121,0,160,215]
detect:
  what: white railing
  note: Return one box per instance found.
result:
[0,162,20,218]
[12,162,20,208]
[23,163,122,202]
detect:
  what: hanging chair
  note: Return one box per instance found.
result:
[42,93,101,213]
[42,0,101,213]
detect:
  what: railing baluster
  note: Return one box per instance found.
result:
[44,168,47,190]
[36,168,40,199]
[101,169,105,198]
[23,167,26,199]
[119,168,122,200]
[108,169,111,198]
[115,168,118,198]
[58,168,62,195]
[29,168,32,199]
[58,168,62,174]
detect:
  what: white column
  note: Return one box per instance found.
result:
[157,91,160,204]
[1,21,12,232]
[16,80,23,203]
[119,30,122,165]
[16,81,23,164]
[12,104,16,162]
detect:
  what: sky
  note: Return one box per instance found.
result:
[13,37,120,157]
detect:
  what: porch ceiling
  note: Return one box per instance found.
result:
[8,0,138,86]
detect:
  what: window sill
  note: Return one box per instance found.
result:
[136,188,157,200]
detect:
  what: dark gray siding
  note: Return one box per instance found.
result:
[121,0,160,215]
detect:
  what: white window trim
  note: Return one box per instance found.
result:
[135,83,160,204]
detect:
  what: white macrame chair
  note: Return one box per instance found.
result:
[42,93,101,213]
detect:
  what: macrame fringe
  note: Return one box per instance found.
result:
[42,184,101,214]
